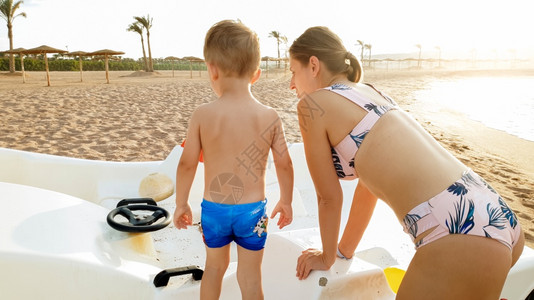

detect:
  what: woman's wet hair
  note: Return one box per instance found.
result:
[290,26,362,83]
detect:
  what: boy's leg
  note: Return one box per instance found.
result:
[236,245,264,300]
[201,244,231,300]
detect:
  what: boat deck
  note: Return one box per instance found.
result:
[1,144,532,299]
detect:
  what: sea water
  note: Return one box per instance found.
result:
[414,76,534,142]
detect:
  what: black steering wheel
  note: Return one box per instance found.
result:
[107,198,171,233]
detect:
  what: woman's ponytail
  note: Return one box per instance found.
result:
[345,52,362,83]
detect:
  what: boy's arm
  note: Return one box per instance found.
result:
[337,180,378,258]
[174,109,202,229]
[269,114,294,229]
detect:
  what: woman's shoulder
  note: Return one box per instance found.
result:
[298,86,347,108]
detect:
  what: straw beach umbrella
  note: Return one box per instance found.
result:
[261,56,277,78]
[24,45,67,86]
[165,56,180,77]
[2,47,27,83]
[88,49,125,83]
[182,56,204,79]
[64,51,89,82]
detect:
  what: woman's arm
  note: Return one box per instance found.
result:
[296,96,343,280]
[338,180,378,258]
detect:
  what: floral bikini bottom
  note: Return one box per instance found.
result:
[402,169,522,250]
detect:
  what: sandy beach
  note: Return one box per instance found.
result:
[1,69,533,248]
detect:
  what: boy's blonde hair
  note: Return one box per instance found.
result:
[203,20,260,78]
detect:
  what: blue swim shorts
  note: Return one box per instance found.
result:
[201,199,268,251]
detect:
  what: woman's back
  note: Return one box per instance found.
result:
[317,83,467,218]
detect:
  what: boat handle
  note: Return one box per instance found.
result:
[153,266,204,287]
[116,197,157,208]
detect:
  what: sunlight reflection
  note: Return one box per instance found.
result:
[415,76,534,141]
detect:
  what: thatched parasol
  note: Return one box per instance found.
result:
[182,56,204,79]
[2,47,27,83]
[165,56,180,77]
[261,56,277,78]
[182,56,203,61]
[64,51,89,82]
[88,49,125,83]
[24,45,68,86]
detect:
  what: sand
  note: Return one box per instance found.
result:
[1,69,533,247]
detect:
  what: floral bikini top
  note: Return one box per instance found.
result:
[327,83,398,180]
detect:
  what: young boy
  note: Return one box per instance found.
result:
[173,20,294,300]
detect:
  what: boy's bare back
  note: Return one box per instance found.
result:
[190,94,286,204]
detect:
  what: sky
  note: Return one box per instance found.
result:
[2,0,534,61]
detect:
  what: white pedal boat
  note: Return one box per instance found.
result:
[1,144,533,299]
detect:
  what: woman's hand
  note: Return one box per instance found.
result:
[173,204,193,229]
[296,248,333,280]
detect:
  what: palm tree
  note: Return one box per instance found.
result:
[268,30,286,68]
[281,35,288,70]
[364,44,372,67]
[435,46,441,68]
[470,48,477,68]
[127,21,148,72]
[415,44,422,68]
[0,0,26,73]
[134,15,153,72]
[356,40,364,63]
